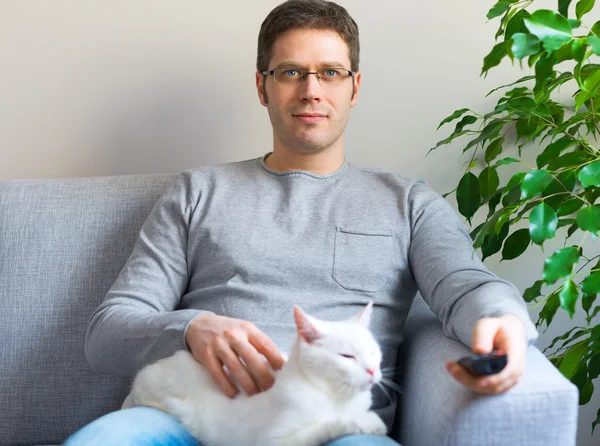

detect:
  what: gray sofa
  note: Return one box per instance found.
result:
[0,173,579,446]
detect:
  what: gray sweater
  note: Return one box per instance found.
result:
[85,154,538,429]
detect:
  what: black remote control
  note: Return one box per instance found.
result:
[457,350,508,376]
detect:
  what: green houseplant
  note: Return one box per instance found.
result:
[430,0,600,434]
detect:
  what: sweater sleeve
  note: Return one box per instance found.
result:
[85,172,209,377]
[407,179,539,349]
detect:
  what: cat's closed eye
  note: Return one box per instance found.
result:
[340,354,356,359]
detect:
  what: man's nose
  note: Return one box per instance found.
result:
[299,73,323,102]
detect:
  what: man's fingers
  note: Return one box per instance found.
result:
[248,330,286,370]
[471,318,499,354]
[214,338,260,397]
[202,346,239,399]
[228,336,275,391]
[446,361,521,395]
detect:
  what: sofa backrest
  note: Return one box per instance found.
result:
[0,173,177,445]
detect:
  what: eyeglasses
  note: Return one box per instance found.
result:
[261,68,354,85]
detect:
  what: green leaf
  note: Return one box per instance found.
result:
[589,352,600,379]
[547,151,594,171]
[568,19,582,29]
[487,189,503,218]
[557,197,585,216]
[545,327,584,352]
[583,293,597,313]
[586,186,600,204]
[524,10,573,52]
[579,377,594,405]
[453,115,478,134]
[501,228,531,260]
[559,0,573,17]
[485,137,504,163]
[575,68,600,110]
[436,108,471,130]
[511,33,541,59]
[575,0,595,20]
[428,130,470,154]
[487,1,512,20]
[457,172,481,224]
[579,159,600,188]
[582,271,600,295]
[539,293,561,327]
[543,246,581,285]
[534,52,558,91]
[571,38,588,63]
[482,42,509,76]
[542,171,577,211]
[587,306,600,323]
[524,279,545,302]
[576,205,600,235]
[502,187,521,207]
[482,222,509,260]
[559,279,580,317]
[536,137,578,168]
[530,202,558,245]
[463,120,505,152]
[486,75,535,96]
[494,157,520,167]
[505,10,532,41]
[559,341,587,378]
[593,407,600,435]
[479,167,500,198]
[587,35,600,55]
[521,170,553,199]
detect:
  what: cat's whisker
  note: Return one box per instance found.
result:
[376,381,393,404]
[380,377,403,395]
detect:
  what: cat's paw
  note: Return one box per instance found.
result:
[349,411,387,436]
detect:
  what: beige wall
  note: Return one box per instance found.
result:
[1,1,598,443]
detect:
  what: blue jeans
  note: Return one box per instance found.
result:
[64,407,401,446]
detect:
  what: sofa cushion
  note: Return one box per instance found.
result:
[0,173,177,444]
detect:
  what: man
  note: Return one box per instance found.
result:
[65,0,538,444]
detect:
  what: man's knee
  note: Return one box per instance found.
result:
[63,407,199,446]
[325,434,402,446]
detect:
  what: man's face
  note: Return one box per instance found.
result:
[256,28,361,155]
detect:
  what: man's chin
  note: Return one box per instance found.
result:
[289,144,329,155]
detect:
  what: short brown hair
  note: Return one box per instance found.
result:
[256,0,360,72]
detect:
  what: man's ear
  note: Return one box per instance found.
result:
[256,72,269,106]
[350,71,361,107]
[294,305,324,344]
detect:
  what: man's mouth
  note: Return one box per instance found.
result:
[293,113,327,123]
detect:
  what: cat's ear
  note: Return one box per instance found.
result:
[350,300,373,328]
[294,305,325,344]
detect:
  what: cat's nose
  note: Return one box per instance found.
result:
[366,368,375,376]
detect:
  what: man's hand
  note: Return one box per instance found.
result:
[445,313,527,395]
[186,313,286,399]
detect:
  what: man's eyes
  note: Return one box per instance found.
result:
[282,69,340,77]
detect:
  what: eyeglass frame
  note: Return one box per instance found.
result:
[261,67,355,85]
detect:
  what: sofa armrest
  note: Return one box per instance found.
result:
[394,296,578,446]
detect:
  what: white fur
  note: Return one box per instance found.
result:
[123,302,386,446]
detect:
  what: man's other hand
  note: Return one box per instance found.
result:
[445,313,527,395]
[185,313,286,398]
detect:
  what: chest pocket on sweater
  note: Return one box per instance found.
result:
[332,227,393,293]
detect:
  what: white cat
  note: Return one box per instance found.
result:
[122,301,387,446]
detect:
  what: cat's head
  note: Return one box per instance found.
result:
[292,301,382,397]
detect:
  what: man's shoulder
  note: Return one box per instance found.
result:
[348,163,427,190]
[183,157,260,178]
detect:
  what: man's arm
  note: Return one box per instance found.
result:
[85,172,206,377]
[406,179,539,349]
